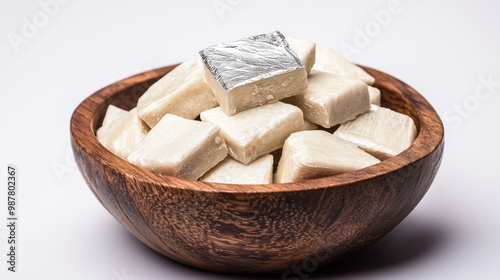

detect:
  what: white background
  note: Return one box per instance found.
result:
[1,0,499,279]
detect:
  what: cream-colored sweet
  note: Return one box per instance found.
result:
[283,70,370,128]
[200,155,273,184]
[334,105,417,160]
[303,119,318,130]
[285,36,316,74]
[96,108,149,160]
[127,114,227,180]
[101,105,127,127]
[200,31,308,116]
[202,66,307,117]
[276,130,380,183]
[200,102,304,165]
[137,59,218,128]
[368,86,381,106]
[312,47,375,85]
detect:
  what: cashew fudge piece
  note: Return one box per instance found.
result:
[200,155,273,184]
[312,47,375,85]
[200,102,304,165]
[368,86,381,106]
[303,119,318,130]
[137,59,218,128]
[283,70,370,128]
[127,114,228,180]
[96,107,149,160]
[334,105,417,160]
[101,105,127,127]
[285,35,316,74]
[200,31,308,115]
[276,130,380,183]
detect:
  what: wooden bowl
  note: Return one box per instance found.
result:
[70,64,444,273]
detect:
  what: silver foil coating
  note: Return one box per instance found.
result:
[199,31,305,92]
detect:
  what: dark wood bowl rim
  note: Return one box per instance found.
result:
[71,64,444,194]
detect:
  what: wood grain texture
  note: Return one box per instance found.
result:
[70,64,444,273]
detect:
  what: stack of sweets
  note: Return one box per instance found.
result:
[96,30,417,184]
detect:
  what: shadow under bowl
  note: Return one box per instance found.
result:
[70,64,444,273]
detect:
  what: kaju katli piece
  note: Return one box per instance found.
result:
[276,130,380,183]
[127,114,228,180]
[96,107,149,160]
[200,101,304,165]
[137,59,218,128]
[101,104,127,127]
[200,155,273,184]
[200,30,308,116]
[334,105,417,160]
[312,47,375,85]
[285,35,316,74]
[283,70,370,128]
[368,86,381,106]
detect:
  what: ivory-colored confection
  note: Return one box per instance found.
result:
[200,31,308,116]
[312,47,375,85]
[368,86,381,106]
[276,130,380,183]
[137,59,218,128]
[303,119,318,130]
[200,155,273,184]
[283,70,370,128]
[96,107,149,160]
[200,102,304,165]
[101,105,127,127]
[285,35,316,74]
[334,105,417,160]
[127,114,228,180]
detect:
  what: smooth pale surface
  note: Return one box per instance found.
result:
[303,119,318,130]
[276,130,380,183]
[283,70,370,128]
[200,154,273,184]
[127,114,227,180]
[96,107,149,159]
[101,104,127,127]
[334,105,417,160]
[313,47,375,85]
[137,59,218,127]
[200,102,304,165]
[368,86,381,106]
[285,35,316,74]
